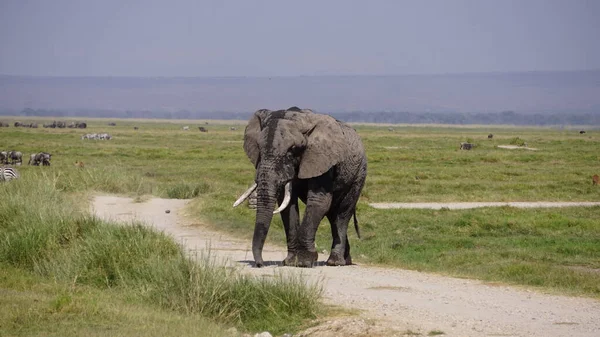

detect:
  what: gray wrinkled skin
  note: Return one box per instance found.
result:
[242,107,367,268]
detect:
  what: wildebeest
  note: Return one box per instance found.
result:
[0,151,8,164]
[14,121,22,127]
[593,174,599,186]
[460,142,473,150]
[108,122,117,126]
[7,151,23,165]
[388,127,394,132]
[68,122,87,129]
[198,127,208,132]
[42,121,67,128]
[580,130,586,134]
[488,133,494,139]
[230,127,237,131]
[0,122,9,127]
[29,152,52,166]
[134,126,139,130]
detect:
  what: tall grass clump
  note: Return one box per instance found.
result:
[163,181,211,199]
[509,136,527,146]
[0,176,321,334]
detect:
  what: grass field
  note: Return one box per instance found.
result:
[1,117,599,334]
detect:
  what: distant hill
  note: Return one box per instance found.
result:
[1,70,599,125]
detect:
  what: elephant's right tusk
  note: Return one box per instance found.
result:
[273,182,292,214]
[233,182,257,207]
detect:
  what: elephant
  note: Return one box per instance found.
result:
[233,107,367,268]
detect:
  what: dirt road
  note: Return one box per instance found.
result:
[92,196,600,337]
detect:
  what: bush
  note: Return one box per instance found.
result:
[509,137,527,146]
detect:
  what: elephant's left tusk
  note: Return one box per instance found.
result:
[233,182,257,207]
[273,182,292,214]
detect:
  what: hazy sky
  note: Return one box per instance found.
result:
[1,0,599,77]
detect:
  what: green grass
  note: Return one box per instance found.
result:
[0,171,321,336]
[349,205,600,296]
[0,265,228,337]
[1,118,600,303]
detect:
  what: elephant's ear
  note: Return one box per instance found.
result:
[243,109,268,167]
[298,115,346,179]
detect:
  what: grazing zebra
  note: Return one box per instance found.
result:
[0,167,19,182]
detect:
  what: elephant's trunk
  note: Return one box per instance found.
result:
[252,181,279,267]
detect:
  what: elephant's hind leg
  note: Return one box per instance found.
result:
[326,211,353,266]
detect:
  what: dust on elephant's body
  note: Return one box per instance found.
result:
[234,107,367,268]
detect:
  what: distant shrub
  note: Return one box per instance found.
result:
[509,137,527,146]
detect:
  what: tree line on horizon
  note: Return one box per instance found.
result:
[2,108,599,126]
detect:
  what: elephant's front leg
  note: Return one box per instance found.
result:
[296,180,332,268]
[279,184,301,266]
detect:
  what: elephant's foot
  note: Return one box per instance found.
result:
[326,252,352,266]
[254,258,265,268]
[282,251,298,266]
[285,250,317,268]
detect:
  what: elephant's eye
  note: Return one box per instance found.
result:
[289,145,304,155]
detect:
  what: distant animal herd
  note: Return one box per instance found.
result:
[82,133,112,140]
[0,150,52,182]
[1,150,52,166]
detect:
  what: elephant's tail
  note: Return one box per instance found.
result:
[353,210,361,239]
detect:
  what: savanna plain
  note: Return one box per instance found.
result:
[1,118,599,336]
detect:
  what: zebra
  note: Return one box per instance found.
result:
[0,167,19,182]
